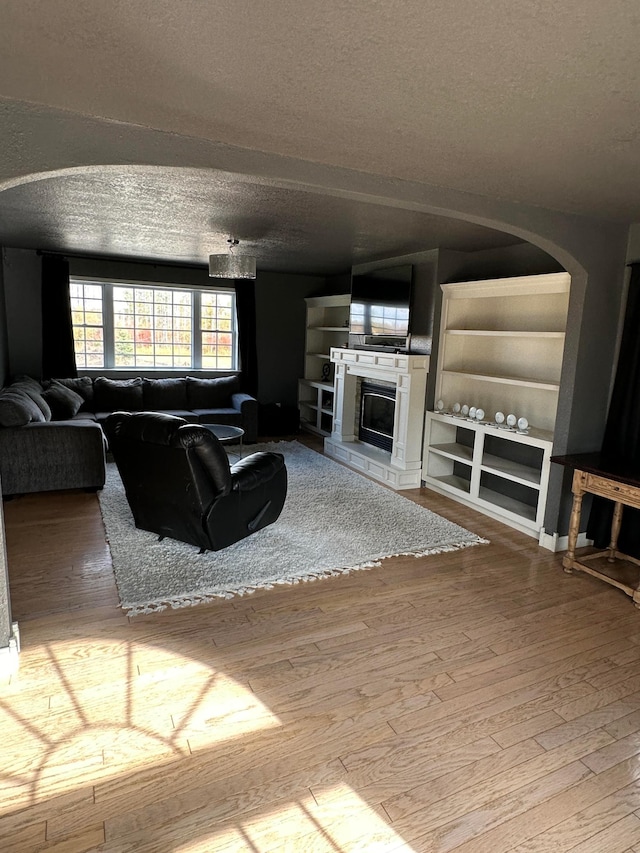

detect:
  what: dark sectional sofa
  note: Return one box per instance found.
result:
[0,374,257,497]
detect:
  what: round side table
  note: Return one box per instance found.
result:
[202,424,245,459]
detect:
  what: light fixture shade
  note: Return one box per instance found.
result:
[208,253,256,279]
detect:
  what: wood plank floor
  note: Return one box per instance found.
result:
[2,437,640,852]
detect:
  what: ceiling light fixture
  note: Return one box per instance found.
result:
[208,238,256,279]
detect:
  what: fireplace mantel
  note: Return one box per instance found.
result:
[324,348,429,489]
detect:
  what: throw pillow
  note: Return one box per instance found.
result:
[42,381,84,420]
[142,378,188,410]
[10,380,52,422]
[93,377,143,412]
[0,389,42,427]
[186,375,240,409]
[51,377,94,409]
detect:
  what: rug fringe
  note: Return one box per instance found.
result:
[122,536,489,615]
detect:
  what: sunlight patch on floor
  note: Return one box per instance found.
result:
[174,783,417,852]
[0,638,281,812]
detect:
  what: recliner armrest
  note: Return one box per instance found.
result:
[231,452,285,491]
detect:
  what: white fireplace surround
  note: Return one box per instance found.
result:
[324,348,429,489]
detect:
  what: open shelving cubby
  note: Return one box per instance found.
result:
[423,271,570,539]
[298,294,350,436]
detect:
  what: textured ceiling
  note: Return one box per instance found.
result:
[0,167,522,273]
[0,0,638,271]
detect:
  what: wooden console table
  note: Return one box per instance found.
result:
[551,452,640,608]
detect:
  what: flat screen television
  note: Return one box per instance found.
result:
[349,264,413,349]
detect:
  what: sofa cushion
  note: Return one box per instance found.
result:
[10,381,52,421]
[187,375,240,409]
[94,377,143,412]
[94,408,200,425]
[51,377,94,409]
[70,410,98,422]
[0,389,44,427]
[0,419,106,496]
[192,408,242,423]
[145,409,200,422]
[42,380,85,420]
[142,377,188,410]
[12,374,43,393]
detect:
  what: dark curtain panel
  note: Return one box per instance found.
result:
[587,262,640,556]
[41,254,77,379]
[234,280,258,397]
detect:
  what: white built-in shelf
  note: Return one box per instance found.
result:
[478,486,537,523]
[431,473,472,494]
[299,294,351,437]
[429,442,474,463]
[300,379,333,392]
[435,272,570,437]
[481,453,542,487]
[423,408,552,535]
[445,329,565,338]
[424,271,570,540]
[310,326,349,332]
[441,369,561,391]
[301,401,337,417]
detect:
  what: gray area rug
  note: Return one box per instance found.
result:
[98,440,488,615]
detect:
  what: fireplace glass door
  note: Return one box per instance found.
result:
[359,382,396,452]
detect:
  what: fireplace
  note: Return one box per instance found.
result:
[325,348,429,490]
[359,381,396,452]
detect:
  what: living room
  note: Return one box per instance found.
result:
[2,2,640,851]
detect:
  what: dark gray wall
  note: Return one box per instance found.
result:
[255,270,325,407]
[322,271,352,296]
[3,247,42,379]
[0,501,12,656]
[438,243,564,283]
[69,256,214,288]
[628,228,640,263]
[0,249,13,655]
[0,250,9,385]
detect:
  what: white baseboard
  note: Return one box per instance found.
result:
[538,529,593,553]
[0,622,20,676]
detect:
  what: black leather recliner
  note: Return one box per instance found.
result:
[104,412,287,552]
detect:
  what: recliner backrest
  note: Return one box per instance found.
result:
[106,412,234,548]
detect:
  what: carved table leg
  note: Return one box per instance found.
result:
[563,479,584,574]
[607,501,623,563]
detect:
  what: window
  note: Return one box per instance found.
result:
[70,281,104,367]
[70,279,237,371]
